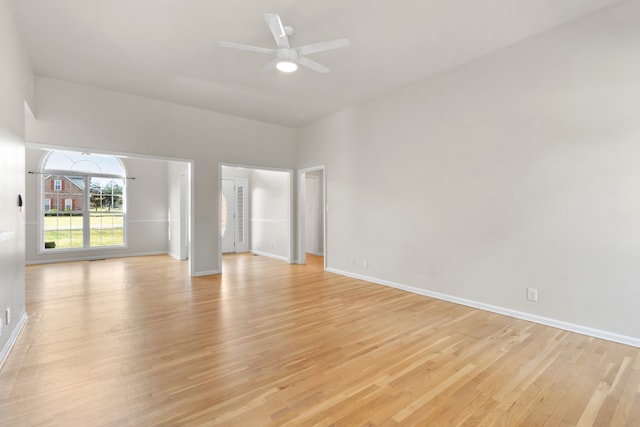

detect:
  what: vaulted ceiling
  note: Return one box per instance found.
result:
[10,0,624,127]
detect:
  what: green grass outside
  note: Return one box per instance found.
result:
[44,211,124,249]
[44,212,124,229]
[45,228,124,249]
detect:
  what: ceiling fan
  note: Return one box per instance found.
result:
[219,13,350,74]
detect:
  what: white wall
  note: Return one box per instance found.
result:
[250,169,291,261]
[168,161,189,260]
[25,148,172,263]
[298,0,640,344]
[221,166,251,180]
[26,77,297,275]
[123,156,170,256]
[0,0,33,362]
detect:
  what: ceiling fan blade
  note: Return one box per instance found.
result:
[219,41,275,54]
[296,38,350,56]
[264,13,290,49]
[297,56,330,74]
[260,59,279,73]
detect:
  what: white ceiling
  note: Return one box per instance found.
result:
[10,0,624,128]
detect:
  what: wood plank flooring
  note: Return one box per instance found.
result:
[1,254,639,426]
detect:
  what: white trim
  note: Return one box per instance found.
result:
[0,313,28,371]
[251,250,289,262]
[192,269,220,277]
[326,268,640,348]
[25,251,168,265]
[249,219,288,224]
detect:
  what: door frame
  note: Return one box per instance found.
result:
[219,163,295,272]
[298,165,326,270]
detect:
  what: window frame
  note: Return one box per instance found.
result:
[39,157,128,253]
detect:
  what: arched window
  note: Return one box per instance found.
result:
[42,150,127,250]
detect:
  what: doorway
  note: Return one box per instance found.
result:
[298,166,326,269]
[220,165,294,271]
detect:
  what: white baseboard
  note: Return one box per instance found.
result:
[192,269,220,277]
[25,251,168,265]
[326,268,640,348]
[168,251,188,261]
[251,250,288,262]
[0,313,28,371]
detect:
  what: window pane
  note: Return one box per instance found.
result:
[43,174,84,249]
[41,150,127,251]
[45,150,125,175]
[90,177,124,247]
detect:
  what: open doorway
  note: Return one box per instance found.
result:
[220,164,293,271]
[298,166,326,269]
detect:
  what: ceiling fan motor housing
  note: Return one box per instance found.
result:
[277,49,298,62]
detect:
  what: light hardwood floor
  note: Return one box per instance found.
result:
[1,254,639,426]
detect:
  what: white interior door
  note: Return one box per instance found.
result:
[234,179,249,253]
[305,176,318,254]
[221,179,235,253]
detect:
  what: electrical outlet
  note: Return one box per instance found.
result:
[363,259,368,268]
[5,308,10,325]
[527,288,538,302]
[351,257,356,267]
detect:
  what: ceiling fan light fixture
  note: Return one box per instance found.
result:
[276,60,298,73]
[219,13,349,74]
